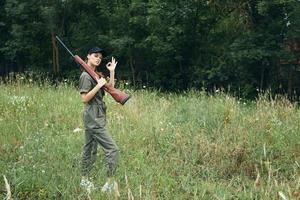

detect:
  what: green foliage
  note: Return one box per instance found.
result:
[0,0,300,97]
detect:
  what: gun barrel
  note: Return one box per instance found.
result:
[55,36,75,57]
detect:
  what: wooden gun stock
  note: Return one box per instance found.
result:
[74,55,130,105]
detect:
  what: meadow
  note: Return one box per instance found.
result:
[1,79,300,199]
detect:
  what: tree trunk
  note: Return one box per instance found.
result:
[51,32,59,73]
[17,55,24,73]
[55,37,59,72]
[129,53,136,87]
[260,67,265,91]
[287,66,293,97]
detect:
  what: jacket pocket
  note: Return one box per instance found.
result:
[84,105,106,128]
[83,107,96,129]
[95,104,106,127]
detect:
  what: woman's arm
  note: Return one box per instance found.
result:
[109,70,115,88]
[106,57,118,88]
[81,77,106,103]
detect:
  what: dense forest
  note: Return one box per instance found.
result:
[0,0,299,98]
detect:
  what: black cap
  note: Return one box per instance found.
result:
[87,47,105,55]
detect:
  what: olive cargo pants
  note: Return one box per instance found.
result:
[81,104,119,177]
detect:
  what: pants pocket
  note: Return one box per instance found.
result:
[95,115,106,127]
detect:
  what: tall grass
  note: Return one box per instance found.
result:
[0,80,300,199]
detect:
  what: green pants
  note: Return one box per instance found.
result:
[81,104,119,177]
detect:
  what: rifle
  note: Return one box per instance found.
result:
[55,36,130,105]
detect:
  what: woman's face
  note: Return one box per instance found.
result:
[87,52,103,67]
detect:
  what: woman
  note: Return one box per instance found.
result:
[78,46,119,195]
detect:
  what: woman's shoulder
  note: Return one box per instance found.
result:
[80,71,92,80]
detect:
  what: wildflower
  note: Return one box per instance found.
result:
[73,127,82,133]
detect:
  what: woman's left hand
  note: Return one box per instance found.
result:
[106,57,118,71]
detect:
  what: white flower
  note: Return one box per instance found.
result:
[73,127,82,133]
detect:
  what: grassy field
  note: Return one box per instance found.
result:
[1,81,300,199]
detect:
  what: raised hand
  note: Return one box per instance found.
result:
[106,57,118,71]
